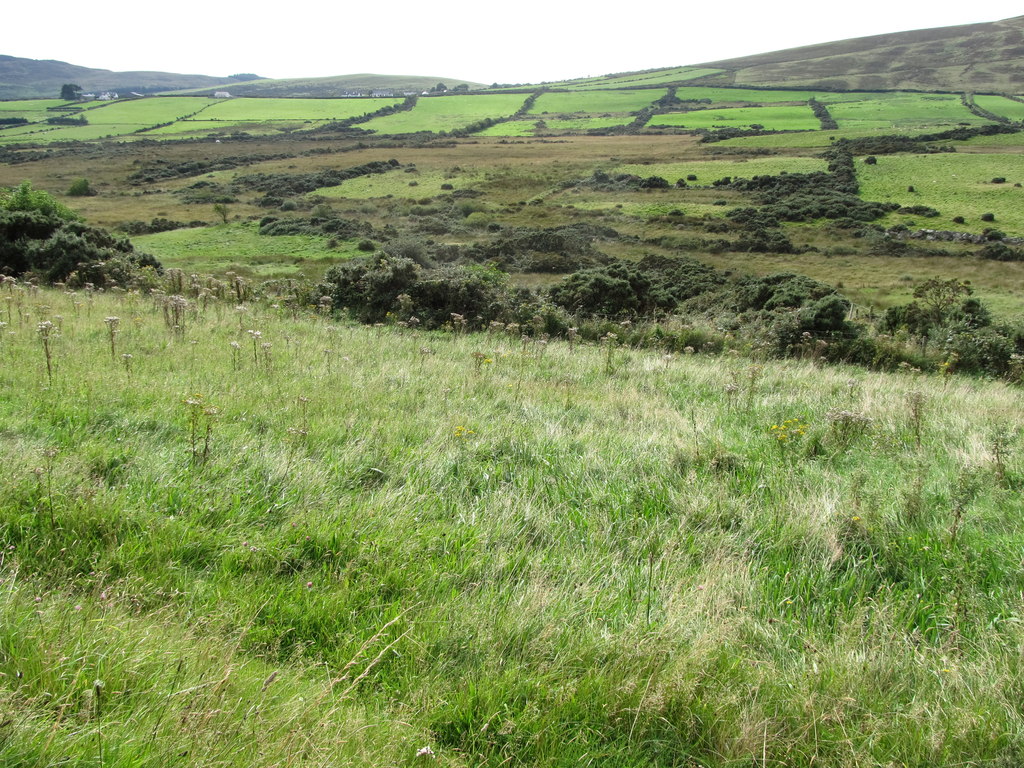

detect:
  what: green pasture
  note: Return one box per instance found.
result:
[2,285,1024,768]
[314,167,483,199]
[476,117,631,136]
[131,221,362,278]
[575,67,724,89]
[672,87,818,104]
[200,97,401,121]
[973,95,1024,122]
[960,130,1024,149]
[614,156,827,183]
[83,97,216,125]
[476,120,537,137]
[531,89,664,115]
[828,94,986,130]
[650,104,820,131]
[544,67,723,90]
[858,152,1024,235]
[361,94,526,134]
[0,99,70,110]
[543,117,632,131]
[0,123,147,144]
[145,119,326,137]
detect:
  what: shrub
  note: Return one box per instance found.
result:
[67,178,96,197]
[981,212,996,222]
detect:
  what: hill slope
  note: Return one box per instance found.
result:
[0,54,253,99]
[693,15,1024,92]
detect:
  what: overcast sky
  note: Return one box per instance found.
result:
[6,3,1023,85]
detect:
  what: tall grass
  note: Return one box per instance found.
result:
[1,283,1022,766]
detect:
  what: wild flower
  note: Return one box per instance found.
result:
[770,418,808,444]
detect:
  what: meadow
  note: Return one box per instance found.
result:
[1,284,1022,767]
[827,94,984,131]
[973,94,1024,122]
[543,67,724,90]
[313,166,484,199]
[361,94,527,134]
[131,221,365,278]
[3,64,1024,768]
[857,152,1024,233]
[530,90,664,115]
[199,97,402,121]
[612,156,828,183]
[648,105,820,131]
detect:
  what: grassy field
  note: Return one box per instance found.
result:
[614,156,828,182]
[362,94,526,134]
[200,97,401,121]
[545,67,724,90]
[649,104,820,131]
[83,97,216,125]
[828,94,988,131]
[973,94,1024,122]
[857,152,1024,233]
[314,166,484,199]
[132,221,364,279]
[1,286,1023,767]
[530,90,664,115]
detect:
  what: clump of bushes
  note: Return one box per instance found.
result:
[1,181,160,286]
[67,178,96,197]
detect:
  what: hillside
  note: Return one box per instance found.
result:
[692,15,1024,92]
[0,54,255,99]
[1,284,1022,766]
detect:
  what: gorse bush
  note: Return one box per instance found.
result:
[0,182,160,285]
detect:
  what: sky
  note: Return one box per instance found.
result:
[6,2,1024,86]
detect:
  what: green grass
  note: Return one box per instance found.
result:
[614,156,827,183]
[672,87,823,103]
[650,104,820,131]
[475,120,538,137]
[973,95,1024,122]
[314,166,483,199]
[0,99,70,111]
[362,94,526,134]
[131,221,363,278]
[0,123,150,144]
[828,94,987,131]
[531,90,664,115]
[83,97,217,125]
[857,152,1024,234]
[200,97,401,121]
[2,284,1023,766]
[546,67,723,90]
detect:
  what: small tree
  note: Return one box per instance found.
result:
[913,278,972,328]
[60,83,82,101]
[212,203,230,224]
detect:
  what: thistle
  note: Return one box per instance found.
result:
[37,320,55,384]
[103,316,120,361]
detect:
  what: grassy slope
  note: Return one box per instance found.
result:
[1,287,1023,766]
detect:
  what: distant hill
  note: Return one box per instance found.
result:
[691,15,1024,92]
[171,73,486,98]
[0,55,255,99]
